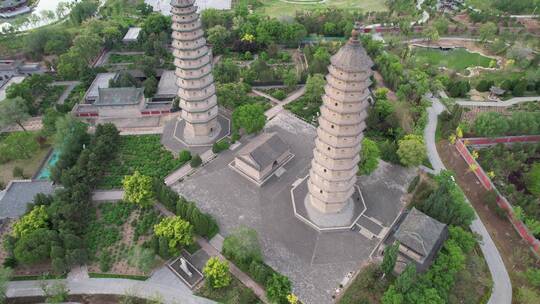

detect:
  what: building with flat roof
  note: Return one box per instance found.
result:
[0,180,55,219]
[231,132,293,186]
[392,208,448,273]
[122,27,142,43]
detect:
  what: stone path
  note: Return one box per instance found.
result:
[424,95,512,304]
[252,89,280,104]
[154,202,269,303]
[91,190,124,202]
[456,96,540,107]
[265,86,306,119]
[164,150,216,186]
[51,81,81,105]
[6,275,213,304]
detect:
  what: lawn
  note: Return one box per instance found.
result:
[98,135,189,189]
[0,132,51,186]
[256,0,387,18]
[284,95,321,124]
[412,47,493,73]
[108,53,141,64]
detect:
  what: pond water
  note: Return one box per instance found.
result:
[0,0,76,32]
[145,0,231,15]
[35,149,60,180]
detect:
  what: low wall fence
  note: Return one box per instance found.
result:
[455,136,540,255]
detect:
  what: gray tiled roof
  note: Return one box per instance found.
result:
[156,70,178,97]
[85,72,118,101]
[96,87,144,106]
[330,38,373,73]
[0,180,54,219]
[123,27,142,42]
[238,132,289,170]
[394,208,447,258]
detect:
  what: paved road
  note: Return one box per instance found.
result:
[252,89,280,104]
[265,86,306,119]
[424,96,512,304]
[456,96,540,107]
[7,276,213,304]
[51,81,81,105]
[91,190,124,202]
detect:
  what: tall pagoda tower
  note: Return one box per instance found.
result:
[306,29,373,214]
[171,0,220,145]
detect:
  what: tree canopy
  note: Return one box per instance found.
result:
[232,103,266,134]
[122,171,155,207]
[154,216,194,250]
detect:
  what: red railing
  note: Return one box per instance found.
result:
[455,136,540,254]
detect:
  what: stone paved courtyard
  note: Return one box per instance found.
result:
[172,112,415,304]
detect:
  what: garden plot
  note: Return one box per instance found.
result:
[86,202,163,276]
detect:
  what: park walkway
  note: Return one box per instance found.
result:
[51,81,81,105]
[6,274,214,304]
[456,96,540,107]
[265,86,306,119]
[91,189,124,202]
[252,89,280,104]
[164,150,216,186]
[424,95,512,304]
[154,203,269,303]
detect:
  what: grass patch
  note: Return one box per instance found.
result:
[412,48,493,73]
[196,276,261,304]
[284,95,320,124]
[338,264,389,304]
[10,274,67,281]
[98,135,188,189]
[0,133,51,184]
[256,0,387,18]
[108,54,140,64]
[88,272,148,280]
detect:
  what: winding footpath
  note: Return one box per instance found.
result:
[424,95,512,304]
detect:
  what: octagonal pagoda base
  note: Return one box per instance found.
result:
[291,176,366,232]
[166,114,230,148]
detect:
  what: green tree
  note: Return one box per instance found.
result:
[282,69,298,90]
[266,273,292,304]
[69,0,98,24]
[122,171,155,207]
[213,58,240,83]
[382,285,404,304]
[517,287,540,304]
[359,138,380,175]
[478,22,497,43]
[42,108,63,135]
[190,154,202,167]
[154,216,194,250]
[382,242,399,276]
[525,163,540,197]
[0,97,30,131]
[142,13,171,35]
[222,226,262,266]
[14,229,58,265]
[397,134,426,167]
[304,73,326,103]
[473,112,509,137]
[232,103,266,134]
[207,25,230,55]
[395,264,416,293]
[203,257,231,289]
[12,205,49,238]
[143,76,158,98]
[0,131,39,161]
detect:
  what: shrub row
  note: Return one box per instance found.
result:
[153,180,219,239]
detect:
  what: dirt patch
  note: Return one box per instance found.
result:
[437,140,539,274]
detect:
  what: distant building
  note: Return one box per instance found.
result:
[392,208,448,274]
[74,72,171,120]
[231,132,293,186]
[0,60,43,81]
[122,27,142,43]
[0,180,55,219]
[0,0,30,18]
